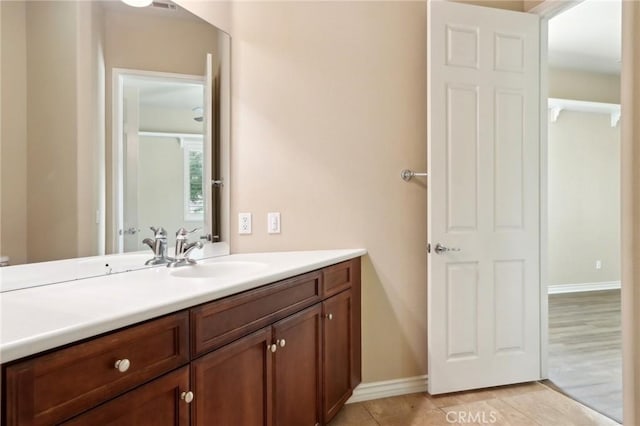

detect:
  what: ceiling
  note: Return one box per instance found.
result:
[99,0,202,23]
[548,0,621,75]
[123,76,204,110]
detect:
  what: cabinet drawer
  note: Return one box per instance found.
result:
[191,271,322,357]
[322,259,356,297]
[4,312,189,426]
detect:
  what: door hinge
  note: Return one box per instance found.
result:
[427,243,431,254]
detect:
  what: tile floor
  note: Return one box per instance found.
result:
[329,382,620,426]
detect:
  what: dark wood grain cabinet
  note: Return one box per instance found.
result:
[3,312,190,426]
[272,304,322,426]
[323,290,353,423]
[61,366,190,426]
[1,257,361,426]
[191,328,273,426]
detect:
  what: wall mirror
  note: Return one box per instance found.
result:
[0,0,230,276]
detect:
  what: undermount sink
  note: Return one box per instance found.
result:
[169,261,269,279]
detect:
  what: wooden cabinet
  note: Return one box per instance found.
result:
[1,257,361,426]
[191,305,323,426]
[191,328,273,426]
[272,304,322,426]
[323,290,353,423]
[3,312,189,426]
[61,366,190,426]
[191,270,322,357]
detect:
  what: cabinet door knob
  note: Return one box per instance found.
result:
[114,359,131,373]
[267,343,277,353]
[181,391,194,403]
[326,313,333,321]
[278,339,286,348]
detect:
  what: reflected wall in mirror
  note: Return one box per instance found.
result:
[0,0,229,267]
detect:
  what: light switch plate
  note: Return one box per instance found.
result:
[239,212,252,234]
[267,212,281,234]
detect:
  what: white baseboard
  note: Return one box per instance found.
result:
[547,280,621,294]
[346,375,428,404]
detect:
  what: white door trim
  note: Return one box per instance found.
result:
[529,0,590,383]
[538,15,550,381]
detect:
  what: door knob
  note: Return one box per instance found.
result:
[119,227,140,236]
[434,243,461,255]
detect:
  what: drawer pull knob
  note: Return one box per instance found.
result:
[326,313,333,321]
[181,391,194,403]
[278,339,286,348]
[114,359,131,373]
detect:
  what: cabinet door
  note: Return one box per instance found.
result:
[272,304,322,426]
[322,290,353,423]
[61,366,190,426]
[191,327,273,426]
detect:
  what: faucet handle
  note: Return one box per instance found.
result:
[176,227,201,239]
[150,226,167,238]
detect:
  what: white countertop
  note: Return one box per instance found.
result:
[0,249,366,364]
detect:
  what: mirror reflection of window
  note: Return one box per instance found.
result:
[185,142,204,221]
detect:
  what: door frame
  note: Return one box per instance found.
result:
[531,1,629,421]
[111,68,204,253]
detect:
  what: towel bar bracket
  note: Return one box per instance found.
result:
[401,169,428,182]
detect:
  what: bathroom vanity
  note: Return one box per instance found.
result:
[0,250,364,425]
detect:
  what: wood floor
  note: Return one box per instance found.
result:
[547,289,622,423]
[329,382,618,425]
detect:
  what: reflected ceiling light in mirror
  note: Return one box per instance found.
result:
[121,0,152,7]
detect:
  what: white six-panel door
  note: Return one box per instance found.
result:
[427,0,541,394]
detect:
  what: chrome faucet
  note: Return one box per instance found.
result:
[167,227,204,268]
[142,226,172,265]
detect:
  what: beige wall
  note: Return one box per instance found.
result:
[26,1,79,263]
[103,8,218,252]
[0,1,28,265]
[548,111,620,285]
[549,67,621,104]
[177,0,537,384]
[178,0,430,382]
[76,1,106,258]
[1,1,105,264]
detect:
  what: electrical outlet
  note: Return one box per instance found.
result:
[596,260,602,270]
[267,212,281,234]
[238,212,252,234]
